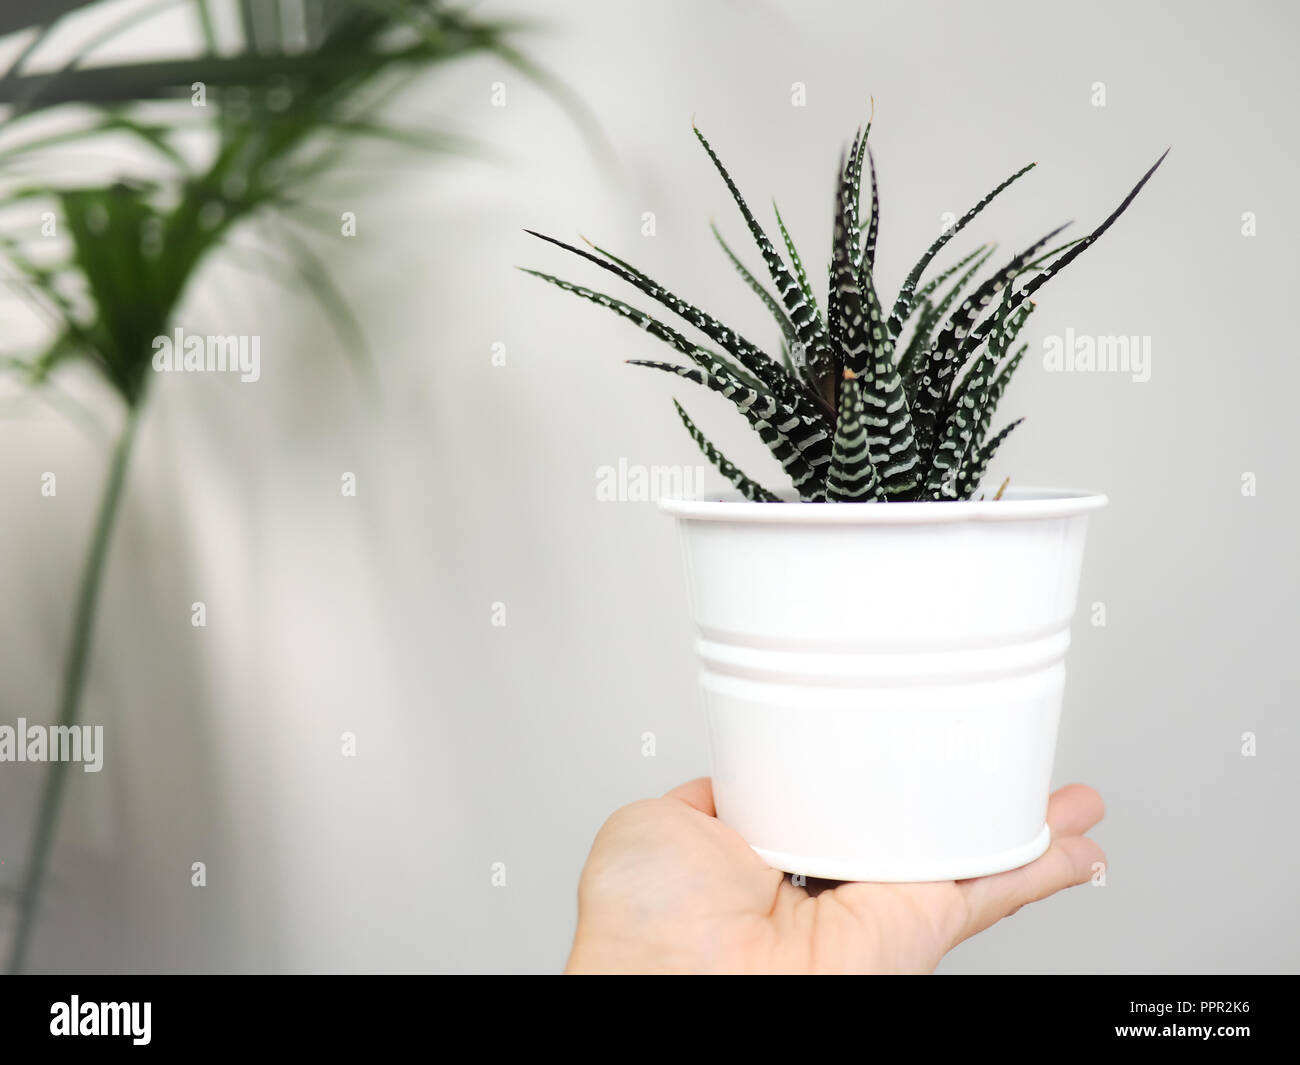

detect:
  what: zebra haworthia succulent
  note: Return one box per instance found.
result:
[526,115,1167,502]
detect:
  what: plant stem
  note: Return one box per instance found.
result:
[6,403,140,974]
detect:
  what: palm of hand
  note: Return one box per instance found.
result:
[567,778,1105,974]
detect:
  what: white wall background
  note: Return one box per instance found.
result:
[1,0,1297,973]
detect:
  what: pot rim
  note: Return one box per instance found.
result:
[658,485,1107,525]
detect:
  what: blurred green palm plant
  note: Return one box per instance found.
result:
[0,0,570,973]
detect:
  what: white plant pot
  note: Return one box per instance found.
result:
[660,487,1106,883]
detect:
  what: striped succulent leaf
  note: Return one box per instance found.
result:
[909,223,1070,460]
[949,238,1087,368]
[585,236,830,433]
[526,230,834,440]
[626,357,769,420]
[958,152,1170,363]
[629,352,829,455]
[710,222,798,351]
[522,266,795,423]
[526,231,779,386]
[692,124,837,390]
[911,242,993,311]
[847,103,875,238]
[628,359,828,500]
[989,341,1028,405]
[699,344,769,392]
[887,161,1037,339]
[846,124,869,263]
[897,296,936,388]
[922,359,991,499]
[860,144,880,273]
[935,223,1070,362]
[922,287,1024,498]
[825,370,885,501]
[649,348,828,460]
[829,153,867,373]
[945,312,1031,496]
[965,341,1029,471]
[833,125,878,338]
[958,416,1025,499]
[519,268,703,362]
[1018,236,1086,277]
[1016,149,1170,306]
[831,149,920,496]
[772,200,821,320]
[900,243,997,388]
[828,136,862,358]
[907,345,961,479]
[949,300,1034,416]
[672,400,780,502]
[521,268,829,487]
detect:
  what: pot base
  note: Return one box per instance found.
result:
[750,823,1052,884]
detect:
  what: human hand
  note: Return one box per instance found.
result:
[566,777,1105,974]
